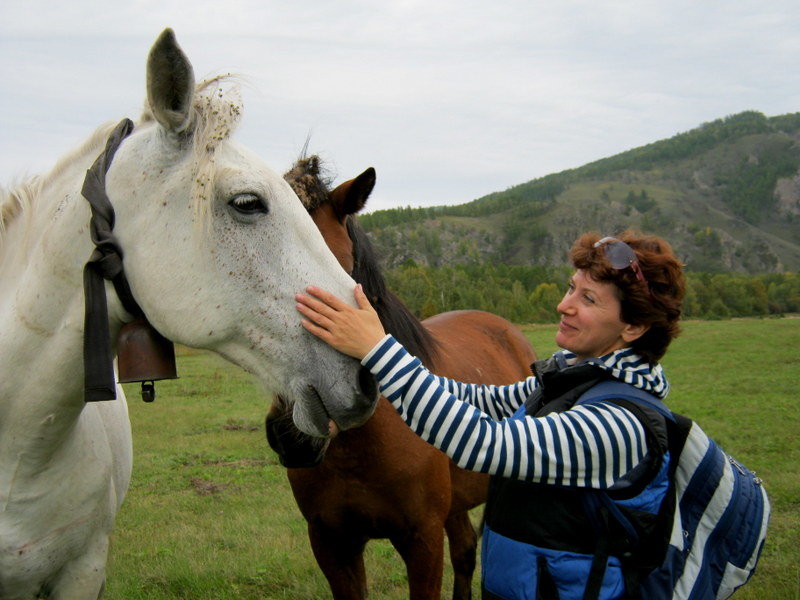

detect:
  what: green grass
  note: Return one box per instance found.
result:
[106,318,800,599]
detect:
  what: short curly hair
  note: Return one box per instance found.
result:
[569,231,685,363]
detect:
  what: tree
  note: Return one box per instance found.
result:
[529,283,563,323]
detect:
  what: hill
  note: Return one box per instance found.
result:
[360,111,800,273]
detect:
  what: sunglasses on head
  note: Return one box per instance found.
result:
[593,237,649,288]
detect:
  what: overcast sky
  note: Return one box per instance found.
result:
[2,1,800,212]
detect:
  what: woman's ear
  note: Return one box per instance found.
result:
[622,322,650,344]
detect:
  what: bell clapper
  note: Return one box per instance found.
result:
[141,381,156,403]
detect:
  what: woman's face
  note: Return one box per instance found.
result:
[555,269,645,361]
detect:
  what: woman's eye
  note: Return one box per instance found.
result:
[583,294,596,304]
[228,193,268,215]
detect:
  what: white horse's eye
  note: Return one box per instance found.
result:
[228,193,268,216]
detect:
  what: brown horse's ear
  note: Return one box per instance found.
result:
[330,167,376,220]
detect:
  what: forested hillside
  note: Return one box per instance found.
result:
[360,111,800,274]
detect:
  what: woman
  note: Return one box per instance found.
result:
[296,231,685,600]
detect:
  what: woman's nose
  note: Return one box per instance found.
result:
[556,294,572,315]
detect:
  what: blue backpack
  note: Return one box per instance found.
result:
[578,381,770,600]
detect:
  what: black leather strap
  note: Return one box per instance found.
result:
[81,118,141,402]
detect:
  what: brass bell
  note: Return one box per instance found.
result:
[117,318,178,402]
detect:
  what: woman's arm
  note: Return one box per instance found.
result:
[364,334,537,420]
[365,336,648,487]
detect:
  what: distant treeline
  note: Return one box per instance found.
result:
[379,262,800,323]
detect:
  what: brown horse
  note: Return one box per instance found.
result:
[267,157,537,600]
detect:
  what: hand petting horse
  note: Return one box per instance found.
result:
[0,31,377,599]
[268,156,537,600]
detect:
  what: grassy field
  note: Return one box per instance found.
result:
[106,318,799,599]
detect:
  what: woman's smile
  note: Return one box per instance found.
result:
[558,319,578,340]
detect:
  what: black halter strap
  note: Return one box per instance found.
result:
[82,118,142,402]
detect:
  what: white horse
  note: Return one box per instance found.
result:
[0,29,377,599]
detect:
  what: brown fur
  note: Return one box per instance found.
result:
[282,155,332,212]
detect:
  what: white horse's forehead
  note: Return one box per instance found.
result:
[215,143,285,190]
[116,129,304,220]
[219,141,271,170]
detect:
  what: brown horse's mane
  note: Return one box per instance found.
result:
[346,218,439,367]
[284,155,439,367]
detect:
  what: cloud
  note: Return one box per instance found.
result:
[2,1,800,210]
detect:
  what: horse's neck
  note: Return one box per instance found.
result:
[348,221,437,365]
[372,292,435,367]
[0,160,119,439]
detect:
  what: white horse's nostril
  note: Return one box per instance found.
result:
[358,366,379,405]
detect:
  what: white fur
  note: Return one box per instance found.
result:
[0,30,375,599]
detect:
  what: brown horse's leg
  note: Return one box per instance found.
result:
[308,521,368,600]
[445,510,478,600]
[389,526,445,600]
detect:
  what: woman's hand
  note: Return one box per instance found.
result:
[296,284,386,360]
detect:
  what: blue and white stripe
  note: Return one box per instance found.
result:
[643,421,771,600]
[362,335,668,489]
[586,347,671,398]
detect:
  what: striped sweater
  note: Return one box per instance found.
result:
[362,335,671,490]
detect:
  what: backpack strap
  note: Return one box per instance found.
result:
[576,380,676,600]
[577,380,675,422]
[578,380,672,496]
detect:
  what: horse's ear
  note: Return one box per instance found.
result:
[331,167,376,219]
[146,28,196,135]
